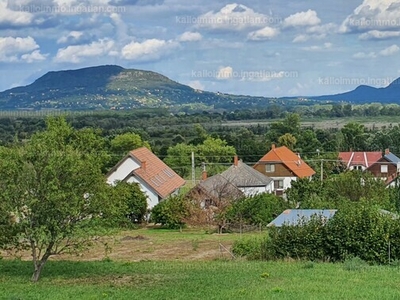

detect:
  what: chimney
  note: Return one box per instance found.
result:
[234,155,238,166]
[271,143,275,150]
[141,161,146,171]
[385,148,390,155]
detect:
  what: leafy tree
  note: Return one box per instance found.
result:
[227,193,291,226]
[286,178,323,208]
[110,132,151,155]
[266,113,301,144]
[164,143,195,178]
[341,122,368,151]
[196,137,236,175]
[189,124,209,145]
[150,196,188,229]
[296,129,322,156]
[0,117,114,282]
[278,133,297,150]
[290,171,393,210]
[324,171,391,208]
[165,136,236,178]
[109,181,148,225]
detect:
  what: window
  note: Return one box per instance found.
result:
[266,164,275,173]
[274,180,284,189]
[381,165,388,173]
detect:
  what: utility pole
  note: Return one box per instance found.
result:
[191,151,195,186]
[320,158,324,183]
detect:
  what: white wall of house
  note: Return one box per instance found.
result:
[271,176,298,191]
[106,157,140,185]
[239,184,274,196]
[106,157,162,209]
[387,181,396,188]
[349,165,366,171]
[126,176,160,209]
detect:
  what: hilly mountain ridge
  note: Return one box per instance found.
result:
[0,65,282,111]
[0,65,399,111]
[310,78,400,103]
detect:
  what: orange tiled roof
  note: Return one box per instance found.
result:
[129,147,186,199]
[338,151,382,168]
[255,145,315,178]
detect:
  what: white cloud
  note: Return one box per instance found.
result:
[196,3,273,31]
[306,23,337,34]
[293,34,309,43]
[57,31,84,44]
[0,0,33,27]
[54,39,115,63]
[302,42,332,51]
[187,80,205,90]
[359,30,400,40]
[340,0,400,33]
[292,23,337,43]
[380,44,399,56]
[355,44,400,58]
[178,31,202,42]
[353,51,377,59]
[216,66,233,80]
[21,50,47,63]
[0,36,45,62]
[283,9,321,28]
[247,26,279,41]
[121,38,179,61]
[110,13,129,42]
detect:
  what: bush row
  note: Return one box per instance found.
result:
[233,204,400,264]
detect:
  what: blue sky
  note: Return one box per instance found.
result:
[1,0,400,97]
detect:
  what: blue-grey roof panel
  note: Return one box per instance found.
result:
[267,209,337,227]
[384,153,400,164]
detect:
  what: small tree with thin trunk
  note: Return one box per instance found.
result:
[0,117,114,282]
[187,175,243,233]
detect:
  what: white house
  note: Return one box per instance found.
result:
[106,147,186,209]
[219,156,273,196]
[253,144,316,196]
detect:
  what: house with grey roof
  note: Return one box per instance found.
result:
[188,156,273,207]
[220,156,273,196]
[190,174,244,207]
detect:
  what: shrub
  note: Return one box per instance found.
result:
[227,193,292,226]
[324,203,397,264]
[150,195,188,229]
[232,236,269,260]
[342,256,368,271]
[267,214,328,261]
[107,181,147,226]
[235,204,400,265]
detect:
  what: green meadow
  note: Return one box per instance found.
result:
[1,257,400,299]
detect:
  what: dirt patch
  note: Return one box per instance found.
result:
[120,235,148,241]
[51,274,165,287]
[0,228,243,262]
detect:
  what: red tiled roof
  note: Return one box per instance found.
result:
[129,147,185,199]
[255,145,315,178]
[338,151,382,168]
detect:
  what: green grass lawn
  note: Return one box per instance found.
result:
[1,259,400,300]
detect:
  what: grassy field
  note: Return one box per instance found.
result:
[1,228,400,299]
[220,115,400,130]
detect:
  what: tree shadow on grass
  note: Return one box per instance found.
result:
[0,259,140,282]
